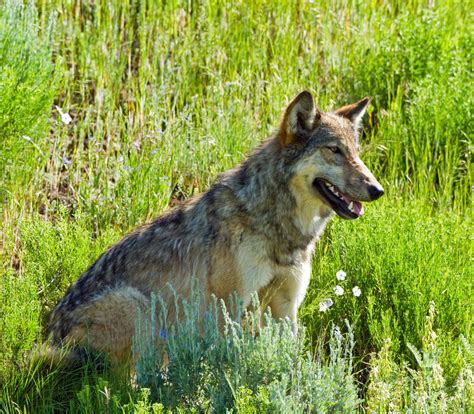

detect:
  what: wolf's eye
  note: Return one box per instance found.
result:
[328,146,341,154]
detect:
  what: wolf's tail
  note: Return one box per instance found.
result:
[29,341,107,372]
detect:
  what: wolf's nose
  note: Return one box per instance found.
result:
[368,184,384,200]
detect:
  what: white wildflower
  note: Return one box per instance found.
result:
[334,285,344,296]
[55,105,72,125]
[319,298,334,312]
[352,286,362,297]
[336,269,346,281]
[207,136,217,145]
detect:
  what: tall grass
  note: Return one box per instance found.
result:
[0,0,56,192]
[3,0,468,226]
[302,198,472,384]
[0,0,472,411]
[366,303,473,413]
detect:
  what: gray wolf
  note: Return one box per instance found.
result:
[47,91,384,367]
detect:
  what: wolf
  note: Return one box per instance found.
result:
[47,91,384,367]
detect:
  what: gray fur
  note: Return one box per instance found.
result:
[47,91,383,366]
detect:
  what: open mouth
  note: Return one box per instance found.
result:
[312,178,364,220]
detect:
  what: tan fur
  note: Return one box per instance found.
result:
[258,244,314,334]
[65,287,150,365]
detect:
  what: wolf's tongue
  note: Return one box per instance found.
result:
[340,194,364,216]
[353,201,364,216]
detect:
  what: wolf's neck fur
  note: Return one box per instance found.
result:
[221,137,333,261]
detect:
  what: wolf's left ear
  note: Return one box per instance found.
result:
[279,91,320,147]
[335,97,370,129]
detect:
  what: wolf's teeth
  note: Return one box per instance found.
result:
[325,182,344,199]
[348,201,354,212]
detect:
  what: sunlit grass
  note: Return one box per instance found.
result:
[0,0,472,411]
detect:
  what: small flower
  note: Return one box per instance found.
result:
[132,141,141,151]
[352,286,362,297]
[319,298,334,312]
[62,156,71,165]
[55,105,72,125]
[334,285,344,296]
[336,270,346,281]
[207,136,216,145]
[150,149,158,155]
[123,165,132,172]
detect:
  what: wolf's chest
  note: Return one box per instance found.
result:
[236,234,312,307]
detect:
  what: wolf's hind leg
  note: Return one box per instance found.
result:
[65,286,150,366]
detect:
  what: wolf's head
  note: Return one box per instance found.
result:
[280,91,384,220]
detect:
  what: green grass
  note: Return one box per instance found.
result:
[302,198,472,385]
[0,0,56,192]
[0,0,472,411]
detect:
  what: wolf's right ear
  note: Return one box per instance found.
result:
[335,97,370,129]
[279,91,320,147]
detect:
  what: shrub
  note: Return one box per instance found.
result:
[134,289,360,412]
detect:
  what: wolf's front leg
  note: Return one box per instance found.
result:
[258,264,311,335]
[258,279,303,335]
[267,291,299,335]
